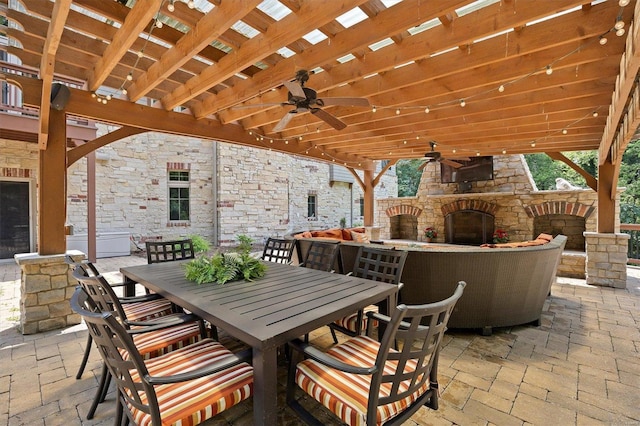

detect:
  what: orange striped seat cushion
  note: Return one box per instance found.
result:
[122,298,173,322]
[127,339,253,426]
[295,335,429,426]
[332,305,379,334]
[129,319,202,359]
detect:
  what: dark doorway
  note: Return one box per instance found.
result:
[445,210,494,245]
[534,214,585,251]
[0,181,31,259]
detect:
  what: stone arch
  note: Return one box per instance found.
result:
[441,199,498,216]
[523,201,595,219]
[385,204,422,217]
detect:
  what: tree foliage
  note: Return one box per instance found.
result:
[396,159,424,197]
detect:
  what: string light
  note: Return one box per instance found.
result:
[562,129,568,134]
[498,85,505,93]
[167,0,175,12]
[502,149,507,154]
[616,27,625,37]
[187,0,196,8]
[531,142,536,147]
[372,106,377,113]
[592,111,599,117]
[395,108,400,115]
[545,65,553,75]
[619,0,630,5]
[599,36,608,45]
[424,107,430,113]
[459,99,466,107]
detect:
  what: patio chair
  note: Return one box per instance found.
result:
[65,255,175,380]
[299,240,341,272]
[329,245,408,344]
[72,269,208,420]
[70,287,254,426]
[145,238,195,264]
[261,237,296,264]
[286,281,466,425]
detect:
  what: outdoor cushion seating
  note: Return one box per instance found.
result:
[286,282,466,425]
[295,235,567,334]
[480,233,554,248]
[261,237,296,264]
[329,245,408,344]
[70,287,253,426]
[71,269,207,419]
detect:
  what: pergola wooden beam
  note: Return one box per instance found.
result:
[37,0,71,150]
[87,0,162,92]
[126,0,262,102]
[163,0,370,111]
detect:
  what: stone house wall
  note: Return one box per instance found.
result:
[1,125,397,253]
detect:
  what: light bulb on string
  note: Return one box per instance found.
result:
[460,99,466,107]
[424,107,430,113]
[137,50,144,58]
[599,36,608,45]
[121,87,128,95]
[620,0,630,5]
[615,20,625,30]
[126,73,133,81]
[187,0,195,8]
[372,106,377,113]
[593,111,599,117]
[545,65,553,75]
[476,152,480,156]
[396,108,400,115]
[91,92,97,98]
[531,142,536,147]
[562,129,568,134]
[167,0,175,12]
[502,149,507,154]
[156,19,163,29]
[498,84,505,93]
[616,28,625,37]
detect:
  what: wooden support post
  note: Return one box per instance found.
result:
[38,108,67,255]
[363,169,374,226]
[597,161,616,233]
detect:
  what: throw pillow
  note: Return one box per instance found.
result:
[350,230,370,243]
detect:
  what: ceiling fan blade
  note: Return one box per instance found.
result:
[440,158,464,168]
[311,108,347,130]
[231,102,288,110]
[272,111,295,132]
[317,97,370,107]
[284,80,306,100]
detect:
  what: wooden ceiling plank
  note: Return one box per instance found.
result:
[127,0,262,102]
[87,0,162,91]
[163,0,371,111]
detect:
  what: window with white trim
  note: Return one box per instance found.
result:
[168,170,190,222]
[307,193,317,219]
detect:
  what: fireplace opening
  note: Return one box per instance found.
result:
[389,215,418,240]
[445,210,494,245]
[533,214,585,251]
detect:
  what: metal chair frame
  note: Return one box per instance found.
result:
[145,239,195,264]
[261,237,296,264]
[329,245,408,343]
[287,282,466,425]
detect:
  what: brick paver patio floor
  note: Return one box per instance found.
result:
[1,256,639,425]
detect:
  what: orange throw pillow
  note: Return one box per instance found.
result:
[350,230,370,243]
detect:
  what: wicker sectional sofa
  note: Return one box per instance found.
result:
[291,233,567,335]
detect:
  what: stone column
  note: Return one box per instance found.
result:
[14,250,85,334]
[584,232,629,288]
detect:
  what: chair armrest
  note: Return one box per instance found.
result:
[146,348,252,385]
[125,313,200,331]
[288,338,377,375]
[367,311,429,332]
[118,293,163,304]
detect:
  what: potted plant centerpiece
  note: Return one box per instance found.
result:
[424,227,437,243]
[184,234,267,284]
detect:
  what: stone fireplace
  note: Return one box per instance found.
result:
[374,155,612,279]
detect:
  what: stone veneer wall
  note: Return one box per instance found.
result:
[585,232,629,288]
[14,252,82,334]
[2,131,396,252]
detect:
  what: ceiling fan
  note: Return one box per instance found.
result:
[235,70,370,132]
[418,141,470,170]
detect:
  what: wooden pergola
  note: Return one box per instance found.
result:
[1,0,639,255]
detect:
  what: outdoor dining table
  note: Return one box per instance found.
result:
[120,260,398,425]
